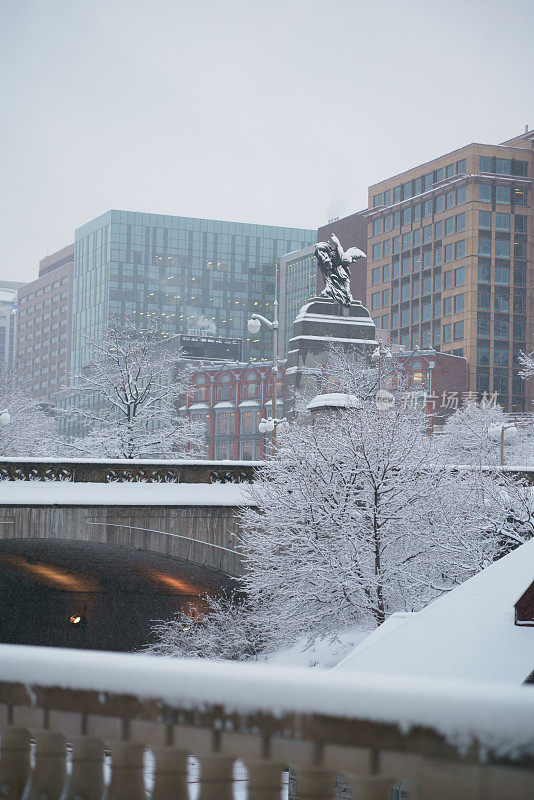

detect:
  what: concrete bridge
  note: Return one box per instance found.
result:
[0,458,260,651]
[0,458,259,577]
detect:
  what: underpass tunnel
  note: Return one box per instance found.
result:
[0,539,236,652]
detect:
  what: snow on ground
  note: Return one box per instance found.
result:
[0,480,257,506]
[0,644,533,759]
[336,539,534,684]
[263,627,368,669]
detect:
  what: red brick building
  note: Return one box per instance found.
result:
[184,361,285,460]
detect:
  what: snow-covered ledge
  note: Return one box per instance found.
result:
[0,644,533,798]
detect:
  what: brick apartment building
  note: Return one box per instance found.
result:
[15,244,73,398]
[184,361,285,460]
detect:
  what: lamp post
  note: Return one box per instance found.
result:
[371,339,392,392]
[247,263,283,452]
[488,422,517,466]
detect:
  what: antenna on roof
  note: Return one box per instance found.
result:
[525,124,529,133]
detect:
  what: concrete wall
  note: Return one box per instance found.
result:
[0,504,245,576]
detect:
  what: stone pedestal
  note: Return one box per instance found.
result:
[283,297,377,417]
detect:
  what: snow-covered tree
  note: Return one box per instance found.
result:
[519,351,534,381]
[144,594,263,661]
[434,404,519,465]
[0,364,61,457]
[239,400,499,645]
[62,320,203,458]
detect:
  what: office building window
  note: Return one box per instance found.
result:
[373,219,383,236]
[479,184,492,201]
[434,221,443,239]
[373,194,383,208]
[392,236,400,254]
[495,265,509,285]
[514,214,527,232]
[372,267,381,285]
[423,225,432,244]
[477,345,490,365]
[443,297,453,316]
[413,229,421,247]
[413,252,421,272]
[454,266,465,286]
[445,217,454,236]
[392,285,399,304]
[434,246,442,266]
[478,292,491,311]
[494,240,510,258]
[456,159,467,174]
[435,195,444,213]
[494,346,509,366]
[443,323,452,343]
[372,292,381,310]
[444,244,453,263]
[401,308,410,327]
[494,294,509,313]
[495,212,510,231]
[478,210,491,229]
[394,186,402,203]
[477,316,490,337]
[480,156,493,172]
[382,264,390,282]
[454,321,464,340]
[495,186,511,204]
[402,233,411,251]
[454,294,464,313]
[384,189,391,206]
[401,283,410,301]
[422,276,432,296]
[494,318,509,339]
[434,274,442,292]
[422,302,431,322]
[382,289,390,307]
[446,164,454,178]
[372,244,381,261]
[455,212,466,232]
[495,158,511,175]
[402,258,410,276]
[444,270,453,290]
[455,240,466,259]
[446,191,455,209]
[394,211,401,228]
[412,307,419,324]
[384,214,392,232]
[412,279,420,299]
[423,199,433,218]
[478,238,491,256]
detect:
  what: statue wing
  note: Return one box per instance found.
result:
[344,246,366,262]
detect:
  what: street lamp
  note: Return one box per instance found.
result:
[247,264,282,450]
[0,409,10,427]
[371,340,392,392]
[488,422,517,466]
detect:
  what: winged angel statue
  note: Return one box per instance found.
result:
[314,234,366,307]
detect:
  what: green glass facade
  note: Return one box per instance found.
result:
[72,210,314,373]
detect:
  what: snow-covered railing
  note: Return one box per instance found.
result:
[0,645,533,799]
[0,457,261,485]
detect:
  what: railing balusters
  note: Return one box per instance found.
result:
[246,761,284,800]
[104,741,145,800]
[60,736,104,800]
[150,746,189,800]
[198,755,235,800]
[22,730,67,800]
[0,727,31,800]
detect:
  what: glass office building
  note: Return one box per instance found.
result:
[71,210,315,373]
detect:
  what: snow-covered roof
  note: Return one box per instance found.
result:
[213,401,235,409]
[0,481,257,507]
[307,392,363,411]
[188,402,209,410]
[336,539,534,685]
[238,399,260,407]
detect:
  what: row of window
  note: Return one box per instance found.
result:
[478,211,527,232]
[479,183,527,204]
[371,188,467,235]
[375,307,526,337]
[19,276,70,303]
[372,237,466,263]
[479,156,528,176]
[372,160,468,207]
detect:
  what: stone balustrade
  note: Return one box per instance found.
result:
[0,457,260,485]
[0,645,533,799]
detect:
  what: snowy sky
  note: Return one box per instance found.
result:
[1,0,533,283]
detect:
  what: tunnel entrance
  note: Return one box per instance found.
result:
[0,539,236,652]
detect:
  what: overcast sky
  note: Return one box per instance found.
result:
[1,0,533,283]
